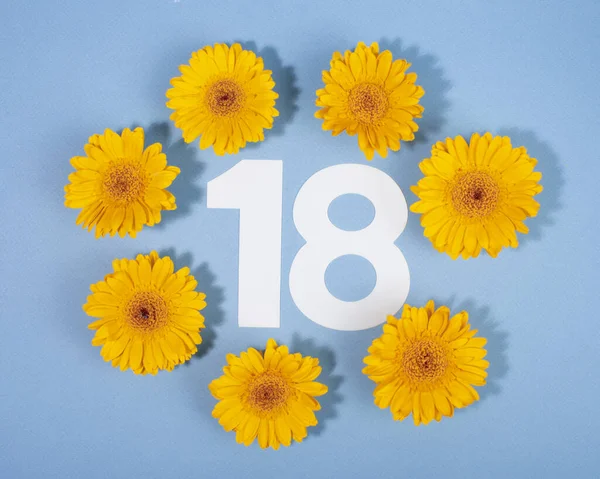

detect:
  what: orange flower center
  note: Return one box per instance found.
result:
[125,291,169,332]
[451,171,500,218]
[102,164,146,203]
[401,339,448,383]
[246,371,291,413]
[206,79,246,116]
[348,83,389,124]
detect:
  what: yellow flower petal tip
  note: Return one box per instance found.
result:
[64,127,180,238]
[363,301,489,425]
[209,339,328,449]
[315,41,424,160]
[83,251,207,375]
[411,132,543,259]
[166,43,279,156]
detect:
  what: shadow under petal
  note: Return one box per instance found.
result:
[144,121,205,229]
[381,37,452,147]
[291,334,344,437]
[237,40,299,146]
[157,248,225,360]
[436,297,509,406]
[192,263,225,359]
[498,128,564,246]
[379,39,451,242]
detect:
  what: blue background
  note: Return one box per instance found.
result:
[1,0,599,477]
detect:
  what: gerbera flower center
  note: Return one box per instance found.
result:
[206,79,246,116]
[102,164,146,203]
[451,171,500,218]
[125,291,169,332]
[401,339,448,383]
[246,371,291,413]
[348,83,389,124]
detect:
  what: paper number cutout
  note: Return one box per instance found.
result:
[207,160,283,328]
[289,164,410,331]
[208,161,410,331]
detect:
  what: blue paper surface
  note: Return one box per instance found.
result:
[1,0,598,477]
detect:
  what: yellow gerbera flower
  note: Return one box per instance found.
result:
[166,43,279,155]
[83,251,206,375]
[363,300,488,425]
[315,41,424,160]
[411,133,543,259]
[209,339,328,449]
[64,127,179,238]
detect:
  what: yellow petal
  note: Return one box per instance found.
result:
[416,307,428,331]
[420,391,435,424]
[428,307,449,335]
[129,338,143,370]
[412,391,422,425]
[256,419,269,449]
[243,414,260,446]
[432,389,453,417]
[275,416,292,447]
[246,348,265,373]
[266,420,279,450]
[295,381,328,397]
[218,403,244,432]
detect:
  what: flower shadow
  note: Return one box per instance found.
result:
[380,38,451,242]
[144,121,205,229]
[438,296,509,405]
[381,37,451,147]
[158,248,225,360]
[236,40,300,145]
[192,263,225,359]
[291,334,343,437]
[498,128,564,246]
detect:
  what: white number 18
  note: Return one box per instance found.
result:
[207,160,410,331]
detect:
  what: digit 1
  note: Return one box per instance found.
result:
[207,160,283,328]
